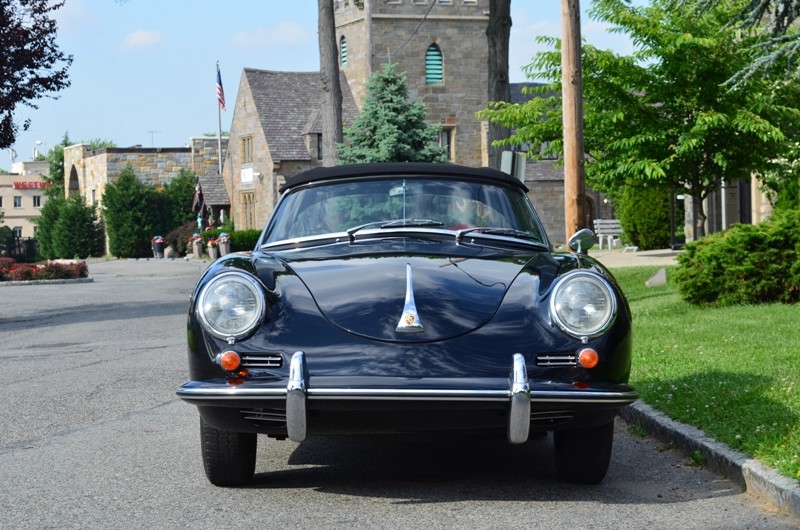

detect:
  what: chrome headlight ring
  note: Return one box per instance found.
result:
[549,271,617,339]
[196,271,266,341]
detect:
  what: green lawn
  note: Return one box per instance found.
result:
[610,265,800,483]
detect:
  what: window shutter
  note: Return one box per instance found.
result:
[425,44,443,84]
[340,36,348,67]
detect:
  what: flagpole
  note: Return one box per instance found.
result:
[216,60,223,176]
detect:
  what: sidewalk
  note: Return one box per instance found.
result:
[589,247,681,268]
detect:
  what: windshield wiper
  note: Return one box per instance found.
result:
[347,219,444,242]
[456,227,545,247]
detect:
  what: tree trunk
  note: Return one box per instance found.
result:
[486,0,512,170]
[318,0,343,167]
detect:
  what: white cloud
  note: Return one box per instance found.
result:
[231,22,312,50]
[120,30,164,52]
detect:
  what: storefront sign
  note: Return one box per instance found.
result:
[12,181,51,189]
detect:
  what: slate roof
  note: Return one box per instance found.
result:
[244,69,359,163]
[198,173,229,206]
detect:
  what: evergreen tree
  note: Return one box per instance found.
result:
[52,196,102,259]
[338,63,448,164]
[163,169,198,230]
[103,166,155,258]
[34,194,65,259]
[44,132,71,199]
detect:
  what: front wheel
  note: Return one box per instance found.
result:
[553,420,614,484]
[200,417,257,487]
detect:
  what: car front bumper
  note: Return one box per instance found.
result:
[177,352,638,443]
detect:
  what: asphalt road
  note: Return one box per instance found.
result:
[0,259,796,529]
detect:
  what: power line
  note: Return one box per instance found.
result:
[376,1,437,59]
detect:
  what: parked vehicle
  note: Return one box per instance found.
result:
[177,163,637,486]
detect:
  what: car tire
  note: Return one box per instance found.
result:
[553,420,614,484]
[200,417,257,487]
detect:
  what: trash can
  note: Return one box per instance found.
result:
[151,236,165,259]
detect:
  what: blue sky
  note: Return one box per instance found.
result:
[7,0,639,165]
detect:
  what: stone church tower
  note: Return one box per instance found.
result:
[334,0,489,167]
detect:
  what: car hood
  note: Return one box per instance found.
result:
[281,251,553,342]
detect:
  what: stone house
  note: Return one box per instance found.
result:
[221,69,359,230]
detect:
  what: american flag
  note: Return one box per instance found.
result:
[216,65,226,111]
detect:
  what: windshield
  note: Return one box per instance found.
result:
[263,177,547,245]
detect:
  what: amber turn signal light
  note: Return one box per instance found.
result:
[219,350,241,371]
[577,348,599,369]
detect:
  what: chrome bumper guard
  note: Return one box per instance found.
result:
[178,351,638,444]
[282,351,531,444]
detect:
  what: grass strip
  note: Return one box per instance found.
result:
[611,265,800,483]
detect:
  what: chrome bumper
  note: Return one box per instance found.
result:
[177,351,638,444]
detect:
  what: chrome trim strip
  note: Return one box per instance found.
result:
[285,351,307,442]
[177,385,637,403]
[508,353,531,444]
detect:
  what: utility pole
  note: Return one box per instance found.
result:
[147,130,160,148]
[561,0,586,243]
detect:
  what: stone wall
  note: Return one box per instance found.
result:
[64,138,227,210]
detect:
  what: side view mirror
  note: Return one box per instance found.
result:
[568,228,596,255]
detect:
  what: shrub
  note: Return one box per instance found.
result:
[9,263,38,281]
[230,230,261,252]
[0,259,89,282]
[38,261,89,280]
[615,184,674,250]
[165,222,198,256]
[674,209,800,306]
[0,257,15,279]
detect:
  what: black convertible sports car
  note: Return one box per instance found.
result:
[177,163,637,486]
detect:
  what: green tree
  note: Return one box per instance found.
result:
[44,132,71,199]
[34,194,64,259]
[52,196,102,258]
[479,0,800,239]
[162,169,198,230]
[1,0,73,149]
[338,63,448,164]
[103,166,155,258]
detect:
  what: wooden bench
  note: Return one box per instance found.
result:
[593,219,623,250]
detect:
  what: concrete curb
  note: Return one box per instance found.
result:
[0,278,94,287]
[620,400,800,518]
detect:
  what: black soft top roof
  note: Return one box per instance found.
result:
[280,162,528,193]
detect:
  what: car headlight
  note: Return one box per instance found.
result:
[196,272,266,340]
[549,271,616,338]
